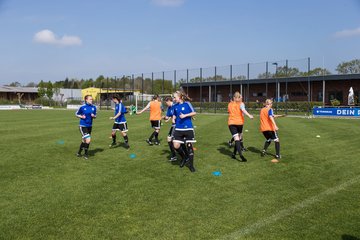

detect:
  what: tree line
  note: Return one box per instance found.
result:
[6,59,360,90]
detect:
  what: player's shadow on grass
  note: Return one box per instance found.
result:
[247,146,276,157]
[161,149,181,166]
[247,146,262,154]
[217,146,247,162]
[217,142,233,159]
[342,235,360,240]
[110,143,129,150]
[161,149,171,156]
[88,148,104,156]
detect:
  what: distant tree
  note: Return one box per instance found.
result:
[81,79,94,89]
[274,66,301,77]
[134,77,142,90]
[234,75,247,80]
[143,78,152,94]
[46,81,54,100]
[151,79,173,94]
[203,75,226,81]
[64,78,70,88]
[190,77,201,83]
[72,79,80,89]
[16,93,24,105]
[258,67,332,78]
[257,72,273,79]
[26,82,37,87]
[95,75,105,88]
[336,59,360,74]
[53,82,61,98]
[8,82,21,87]
[304,67,332,76]
[176,79,186,90]
[38,80,46,98]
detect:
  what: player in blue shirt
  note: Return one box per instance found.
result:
[75,95,97,159]
[109,95,129,149]
[163,96,177,161]
[172,91,196,172]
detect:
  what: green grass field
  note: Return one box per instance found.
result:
[1,110,359,239]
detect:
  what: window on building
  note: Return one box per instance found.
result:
[354,91,359,105]
[328,91,343,103]
[317,92,323,102]
[290,92,307,97]
[252,92,266,97]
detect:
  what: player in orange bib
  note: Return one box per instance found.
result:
[260,99,282,159]
[137,94,163,145]
[227,92,253,161]
[228,92,253,150]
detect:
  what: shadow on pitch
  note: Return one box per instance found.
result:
[247,146,276,158]
[342,235,360,240]
[161,149,181,166]
[109,143,130,150]
[218,146,250,162]
[247,146,262,154]
[221,142,231,148]
[161,148,171,156]
[217,145,233,158]
[88,148,104,156]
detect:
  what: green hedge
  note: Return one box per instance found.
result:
[0,99,17,105]
[67,99,83,105]
[34,97,57,107]
[190,101,323,113]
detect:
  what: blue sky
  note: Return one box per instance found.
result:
[0,0,359,84]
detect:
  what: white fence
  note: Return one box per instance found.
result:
[0,105,21,110]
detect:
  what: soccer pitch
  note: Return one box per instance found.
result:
[1,110,359,239]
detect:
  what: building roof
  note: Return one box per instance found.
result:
[0,86,38,93]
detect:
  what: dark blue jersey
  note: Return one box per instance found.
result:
[76,104,97,127]
[173,102,195,130]
[166,103,176,126]
[268,108,274,117]
[114,102,127,123]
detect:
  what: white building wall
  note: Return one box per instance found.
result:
[53,89,82,102]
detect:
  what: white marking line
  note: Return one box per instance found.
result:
[221,176,360,240]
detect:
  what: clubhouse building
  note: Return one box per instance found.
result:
[181,74,360,105]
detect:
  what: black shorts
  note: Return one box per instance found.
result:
[79,126,92,139]
[262,131,279,141]
[112,122,128,132]
[173,129,196,144]
[168,126,175,137]
[150,120,161,129]
[228,125,243,137]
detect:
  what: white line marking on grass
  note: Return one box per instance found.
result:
[220,176,360,240]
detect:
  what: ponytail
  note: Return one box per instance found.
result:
[174,90,192,102]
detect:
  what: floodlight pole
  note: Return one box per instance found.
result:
[106,77,109,110]
[141,73,144,109]
[162,71,165,94]
[307,57,311,115]
[230,65,233,100]
[151,72,154,94]
[126,76,131,101]
[132,74,135,105]
[186,69,189,94]
[247,63,250,103]
[114,76,117,94]
[174,70,176,92]
[265,62,269,99]
[214,66,217,113]
[200,68,203,113]
[272,62,278,114]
